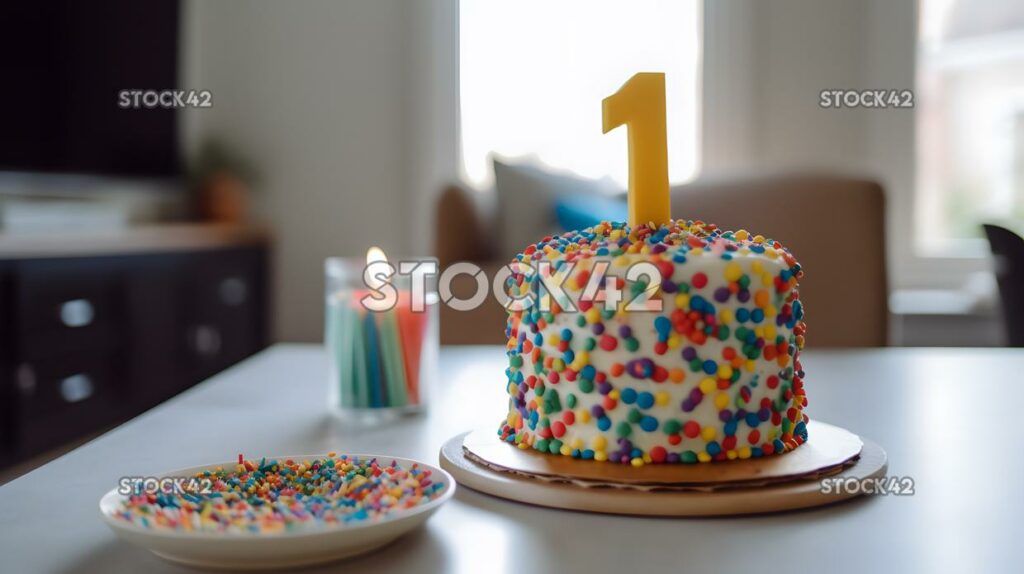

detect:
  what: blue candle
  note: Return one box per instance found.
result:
[363,310,384,407]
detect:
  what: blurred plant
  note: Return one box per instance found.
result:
[189,139,258,224]
[189,139,259,190]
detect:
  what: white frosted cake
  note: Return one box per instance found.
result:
[498,219,808,465]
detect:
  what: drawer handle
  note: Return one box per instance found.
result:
[60,373,94,403]
[15,364,37,396]
[219,277,248,307]
[190,325,222,358]
[60,299,95,328]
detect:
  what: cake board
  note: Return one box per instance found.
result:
[439,421,887,516]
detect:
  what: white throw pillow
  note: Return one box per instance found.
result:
[492,157,619,262]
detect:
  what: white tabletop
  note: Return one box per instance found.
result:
[1,345,1020,573]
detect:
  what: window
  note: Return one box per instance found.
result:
[459,0,701,189]
[917,0,1024,255]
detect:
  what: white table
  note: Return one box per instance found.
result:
[1,345,1020,573]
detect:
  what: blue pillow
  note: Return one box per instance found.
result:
[555,193,628,232]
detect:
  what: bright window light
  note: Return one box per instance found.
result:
[916,0,1024,254]
[459,0,701,189]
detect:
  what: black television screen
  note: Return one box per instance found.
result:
[0,0,181,178]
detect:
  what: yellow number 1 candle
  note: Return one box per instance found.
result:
[602,72,671,228]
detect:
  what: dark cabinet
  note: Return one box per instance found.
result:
[0,244,268,468]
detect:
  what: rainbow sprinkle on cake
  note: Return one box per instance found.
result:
[499,220,809,465]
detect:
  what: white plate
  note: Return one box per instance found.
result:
[99,454,454,570]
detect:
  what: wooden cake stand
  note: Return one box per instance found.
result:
[439,421,887,516]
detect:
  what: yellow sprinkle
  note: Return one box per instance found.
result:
[753,234,765,244]
[594,450,608,462]
[726,450,738,460]
[655,391,671,406]
[724,262,743,282]
[578,409,591,424]
[570,438,584,449]
[738,446,752,459]
[630,457,645,467]
[701,426,717,441]
[719,308,735,324]
[592,435,608,450]
[674,293,690,310]
[697,452,712,463]
[718,364,733,379]
[559,445,572,456]
[714,392,730,410]
[699,377,717,394]
[571,351,590,371]
[736,229,749,241]
[751,260,763,274]
[609,389,620,400]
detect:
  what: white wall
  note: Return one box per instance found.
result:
[181,0,459,342]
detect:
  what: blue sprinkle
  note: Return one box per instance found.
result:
[640,416,658,432]
[637,392,655,409]
[620,388,638,404]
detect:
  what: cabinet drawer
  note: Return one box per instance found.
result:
[184,249,265,379]
[13,354,120,454]
[14,260,123,358]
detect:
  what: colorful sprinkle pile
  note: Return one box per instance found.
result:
[499,220,809,465]
[112,454,446,533]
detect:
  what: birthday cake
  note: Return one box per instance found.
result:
[498,219,808,465]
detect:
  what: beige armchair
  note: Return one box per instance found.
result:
[435,172,887,347]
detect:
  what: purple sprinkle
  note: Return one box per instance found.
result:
[738,289,751,303]
[718,409,732,422]
[598,382,613,395]
[591,323,605,335]
[714,287,730,303]
[666,453,680,463]
[681,399,694,412]
[591,405,606,418]
[618,325,632,338]
[682,347,697,361]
